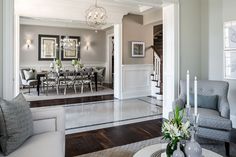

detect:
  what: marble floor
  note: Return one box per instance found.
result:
[65,97,162,134]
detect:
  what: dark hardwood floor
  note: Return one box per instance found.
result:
[65,119,163,157]
[30,94,114,108]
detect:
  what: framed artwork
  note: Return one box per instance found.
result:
[61,36,80,60]
[131,41,145,57]
[38,35,59,60]
[224,21,236,50]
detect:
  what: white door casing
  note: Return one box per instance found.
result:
[114,24,123,99]
[3,0,15,100]
[163,2,180,119]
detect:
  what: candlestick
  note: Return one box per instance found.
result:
[186,70,190,108]
[194,76,198,116]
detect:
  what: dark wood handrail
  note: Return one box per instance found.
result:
[151,45,162,58]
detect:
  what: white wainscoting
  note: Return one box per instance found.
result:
[121,64,152,99]
[20,62,106,72]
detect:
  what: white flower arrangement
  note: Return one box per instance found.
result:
[162,107,190,144]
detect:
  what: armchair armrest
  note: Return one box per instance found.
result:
[30,107,65,135]
[219,99,230,119]
[172,98,185,111]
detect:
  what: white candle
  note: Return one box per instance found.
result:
[194,76,198,116]
[186,70,190,108]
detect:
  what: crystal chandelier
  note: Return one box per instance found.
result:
[85,0,107,29]
[61,36,79,50]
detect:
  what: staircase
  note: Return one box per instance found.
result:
[151,24,163,101]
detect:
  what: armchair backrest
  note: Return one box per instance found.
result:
[179,80,229,111]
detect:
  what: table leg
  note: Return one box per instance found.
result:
[37,75,40,96]
[95,72,98,91]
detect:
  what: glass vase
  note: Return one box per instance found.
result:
[166,142,184,157]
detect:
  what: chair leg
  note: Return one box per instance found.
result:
[64,86,67,95]
[56,85,59,95]
[29,86,31,93]
[90,82,93,93]
[81,84,84,94]
[225,142,230,157]
[74,84,77,94]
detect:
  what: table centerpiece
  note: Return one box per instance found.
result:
[55,59,62,73]
[162,106,191,157]
[72,59,83,72]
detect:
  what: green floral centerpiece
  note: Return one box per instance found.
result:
[55,59,62,73]
[72,59,83,72]
[162,107,190,157]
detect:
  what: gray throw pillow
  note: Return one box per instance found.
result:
[190,93,218,110]
[0,93,33,155]
[23,69,36,81]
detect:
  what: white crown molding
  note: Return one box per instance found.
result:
[20,17,113,30]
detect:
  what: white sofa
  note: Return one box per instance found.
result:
[0,107,65,157]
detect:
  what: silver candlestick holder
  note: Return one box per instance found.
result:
[186,106,191,121]
[193,114,200,133]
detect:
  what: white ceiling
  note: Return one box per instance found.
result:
[16,0,166,30]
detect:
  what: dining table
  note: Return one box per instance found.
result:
[36,71,98,96]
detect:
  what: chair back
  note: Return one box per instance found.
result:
[46,71,58,80]
[20,68,30,81]
[179,80,229,110]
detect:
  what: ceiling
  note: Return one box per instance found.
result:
[15,0,168,30]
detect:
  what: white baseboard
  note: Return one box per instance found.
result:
[230,115,236,129]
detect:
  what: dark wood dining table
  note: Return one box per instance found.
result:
[36,71,98,96]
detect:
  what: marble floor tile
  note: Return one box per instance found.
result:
[65,98,162,134]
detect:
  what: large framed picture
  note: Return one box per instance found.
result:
[61,36,80,60]
[224,21,236,50]
[131,41,145,57]
[38,35,59,60]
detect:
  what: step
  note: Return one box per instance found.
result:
[156,94,163,101]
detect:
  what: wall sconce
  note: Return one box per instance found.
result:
[26,39,32,48]
[86,42,90,50]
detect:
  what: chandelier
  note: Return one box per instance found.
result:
[85,0,107,29]
[61,36,79,50]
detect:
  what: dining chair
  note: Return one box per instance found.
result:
[63,71,75,95]
[43,71,59,95]
[74,69,93,94]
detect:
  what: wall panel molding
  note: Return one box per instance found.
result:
[121,64,152,99]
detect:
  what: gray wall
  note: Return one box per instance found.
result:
[0,0,3,97]
[20,25,106,68]
[180,0,202,80]
[122,14,153,65]
[189,0,236,126]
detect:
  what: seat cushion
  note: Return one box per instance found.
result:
[0,94,33,155]
[0,132,64,157]
[198,108,232,131]
[27,80,38,86]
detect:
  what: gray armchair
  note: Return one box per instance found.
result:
[19,68,38,93]
[172,80,232,156]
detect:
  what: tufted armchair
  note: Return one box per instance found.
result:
[172,80,232,156]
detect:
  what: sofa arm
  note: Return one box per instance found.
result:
[219,99,230,119]
[172,98,185,111]
[30,107,65,135]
